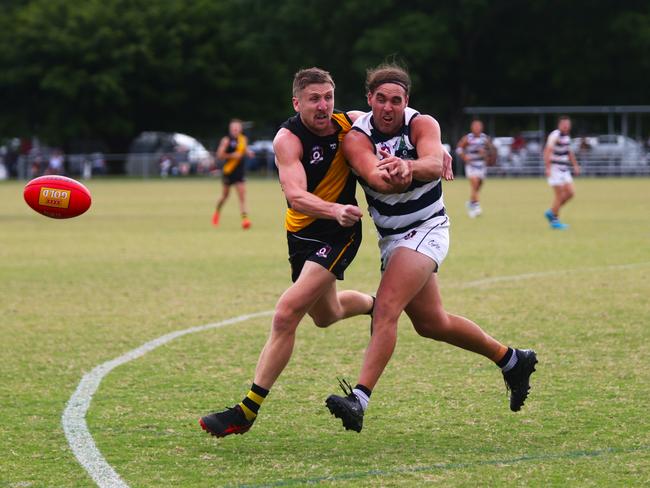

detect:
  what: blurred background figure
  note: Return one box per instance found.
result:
[159,153,176,177]
[175,145,191,176]
[46,148,65,175]
[543,116,581,230]
[212,119,251,229]
[456,119,496,218]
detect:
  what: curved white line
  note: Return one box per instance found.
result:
[62,311,274,488]
[62,260,650,487]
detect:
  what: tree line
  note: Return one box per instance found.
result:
[1,0,649,152]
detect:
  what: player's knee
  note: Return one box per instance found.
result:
[373,300,402,325]
[414,311,451,340]
[371,318,398,342]
[272,306,303,335]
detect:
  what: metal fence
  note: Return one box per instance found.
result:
[481,152,650,177]
[3,151,649,181]
[1,151,278,180]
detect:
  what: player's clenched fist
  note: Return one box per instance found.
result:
[335,204,363,227]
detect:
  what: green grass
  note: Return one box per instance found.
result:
[1,177,649,487]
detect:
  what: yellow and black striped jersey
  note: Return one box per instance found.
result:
[280,110,358,237]
[222,134,247,175]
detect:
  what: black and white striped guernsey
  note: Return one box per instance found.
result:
[463,132,489,168]
[547,129,571,166]
[351,107,445,238]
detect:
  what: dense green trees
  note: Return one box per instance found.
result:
[1,0,649,150]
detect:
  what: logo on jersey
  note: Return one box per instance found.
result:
[378,143,392,158]
[396,136,410,157]
[316,244,332,258]
[330,143,337,150]
[310,145,324,165]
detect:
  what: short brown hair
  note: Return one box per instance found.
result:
[366,63,411,96]
[292,67,335,97]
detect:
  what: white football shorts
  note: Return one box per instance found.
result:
[547,164,574,186]
[465,164,487,180]
[378,213,450,272]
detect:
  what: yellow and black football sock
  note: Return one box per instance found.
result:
[241,212,248,220]
[238,382,269,422]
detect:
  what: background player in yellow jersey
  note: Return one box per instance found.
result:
[199,68,375,438]
[212,118,252,229]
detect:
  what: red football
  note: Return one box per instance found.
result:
[23,175,92,219]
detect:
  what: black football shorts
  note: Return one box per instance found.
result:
[287,220,362,282]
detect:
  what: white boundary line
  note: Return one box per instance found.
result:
[448,261,650,288]
[62,261,650,487]
[62,311,274,488]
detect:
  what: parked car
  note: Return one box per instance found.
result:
[126,132,213,176]
[247,139,275,172]
[572,134,646,164]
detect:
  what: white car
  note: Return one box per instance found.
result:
[573,134,645,164]
[127,131,214,176]
[173,133,213,169]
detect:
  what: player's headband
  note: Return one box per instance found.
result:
[374,79,409,94]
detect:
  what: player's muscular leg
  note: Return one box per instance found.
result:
[254,263,333,389]
[357,248,433,389]
[217,184,230,208]
[470,177,481,201]
[551,185,564,214]
[563,183,575,204]
[235,182,248,214]
[407,275,505,361]
[309,283,373,328]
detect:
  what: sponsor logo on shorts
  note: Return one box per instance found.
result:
[403,230,417,241]
[310,145,324,165]
[427,239,441,250]
[316,245,332,258]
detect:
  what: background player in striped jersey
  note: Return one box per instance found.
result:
[325,63,537,433]
[544,116,581,229]
[200,68,375,438]
[456,119,496,218]
[212,119,252,229]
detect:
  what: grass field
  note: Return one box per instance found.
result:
[1,176,649,487]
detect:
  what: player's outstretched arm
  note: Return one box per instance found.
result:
[274,129,362,227]
[342,130,411,193]
[409,115,446,181]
